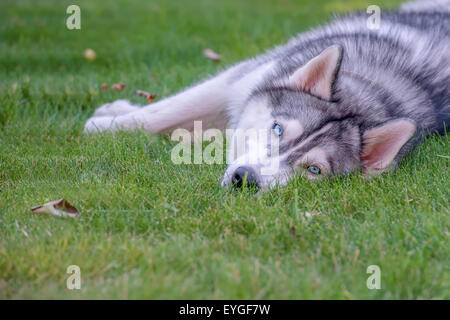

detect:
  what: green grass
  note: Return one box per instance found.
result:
[0,0,449,299]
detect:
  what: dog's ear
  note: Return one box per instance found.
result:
[288,45,343,100]
[361,119,417,174]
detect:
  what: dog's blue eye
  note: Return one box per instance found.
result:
[272,123,283,136]
[308,165,321,175]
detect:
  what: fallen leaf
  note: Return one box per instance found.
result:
[112,82,126,91]
[136,90,157,102]
[203,48,221,62]
[83,48,96,61]
[31,198,79,219]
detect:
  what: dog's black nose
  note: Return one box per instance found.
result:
[232,166,259,189]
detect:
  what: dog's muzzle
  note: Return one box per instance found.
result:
[231,166,260,190]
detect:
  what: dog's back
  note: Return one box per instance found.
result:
[256,0,450,135]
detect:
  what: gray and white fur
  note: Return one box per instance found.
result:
[85,0,449,190]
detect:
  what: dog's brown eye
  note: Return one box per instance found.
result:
[308,165,321,175]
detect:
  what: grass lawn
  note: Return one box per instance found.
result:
[0,0,449,299]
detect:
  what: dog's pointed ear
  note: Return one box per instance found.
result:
[361,119,417,174]
[288,45,343,100]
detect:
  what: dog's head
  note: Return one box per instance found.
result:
[222,45,417,190]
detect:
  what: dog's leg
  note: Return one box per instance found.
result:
[84,69,235,134]
[91,99,141,118]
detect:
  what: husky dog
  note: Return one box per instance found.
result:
[85,0,449,190]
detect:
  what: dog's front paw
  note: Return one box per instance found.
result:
[93,100,140,117]
[84,116,117,133]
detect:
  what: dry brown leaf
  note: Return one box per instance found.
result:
[31,198,79,219]
[83,48,96,61]
[112,82,126,91]
[203,48,221,62]
[136,90,157,102]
